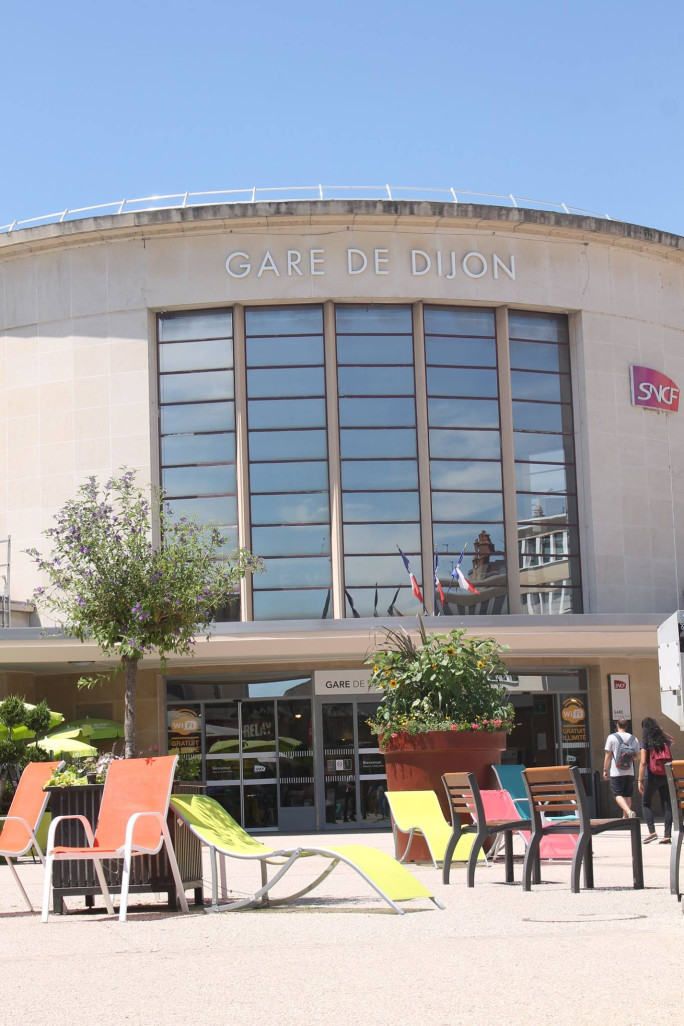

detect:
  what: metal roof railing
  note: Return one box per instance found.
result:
[0,185,614,235]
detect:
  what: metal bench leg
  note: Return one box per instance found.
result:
[503,831,514,883]
[670,828,682,896]
[522,833,542,891]
[630,823,644,890]
[467,829,486,888]
[571,835,591,893]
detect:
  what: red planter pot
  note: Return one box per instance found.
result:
[383,729,508,862]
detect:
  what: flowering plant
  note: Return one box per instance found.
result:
[365,619,515,750]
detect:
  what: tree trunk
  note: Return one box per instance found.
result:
[122,655,139,759]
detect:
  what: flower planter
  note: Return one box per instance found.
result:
[45,782,205,914]
[383,729,507,862]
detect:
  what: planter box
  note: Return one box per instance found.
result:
[45,783,204,914]
[383,730,507,862]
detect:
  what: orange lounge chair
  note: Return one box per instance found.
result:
[0,761,62,911]
[41,755,189,923]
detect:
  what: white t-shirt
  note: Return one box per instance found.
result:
[605,731,639,776]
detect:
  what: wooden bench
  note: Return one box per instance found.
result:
[522,765,643,893]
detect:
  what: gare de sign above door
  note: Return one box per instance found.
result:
[630,365,680,412]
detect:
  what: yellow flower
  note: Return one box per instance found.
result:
[389,679,398,688]
[477,660,485,668]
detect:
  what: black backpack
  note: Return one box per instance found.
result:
[612,732,635,771]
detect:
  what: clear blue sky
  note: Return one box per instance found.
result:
[3,0,684,234]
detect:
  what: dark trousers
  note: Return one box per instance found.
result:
[642,774,672,837]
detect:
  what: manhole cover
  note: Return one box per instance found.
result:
[523,913,647,923]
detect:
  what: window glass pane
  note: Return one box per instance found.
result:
[255,556,331,589]
[433,524,506,556]
[162,465,235,496]
[336,305,412,333]
[338,366,415,396]
[511,371,563,402]
[247,367,324,398]
[337,336,413,364]
[160,370,234,403]
[343,586,416,618]
[432,492,504,522]
[241,701,276,745]
[251,493,330,525]
[247,337,323,366]
[161,433,235,466]
[343,492,420,522]
[517,494,578,522]
[252,525,331,557]
[430,460,502,490]
[250,461,329,493]
[427,367,498,398]
[425,337,497,367]
[253,589,333,620]
[512,402,567,433]
[515,463,568,494]
[429,429,501,460]
[159,310,232,342]
[166,496,237,523]
[246,306,323,335]
[249,429,327,461]
[510,340,569,373]
[428,398,499,429]
[160,402,234,434]
[339,398,415,428]
[520,588,581,614]
[341,460,418,490]
[248,398,326,429]
[343,522,421,554]
[340,429,417,458]
[423,307,495,336]
[509,311,569,344]
[344,554,415,587]
[159,339,233,372]
[513,431,575,463]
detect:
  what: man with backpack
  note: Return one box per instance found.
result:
[603,718,640,818]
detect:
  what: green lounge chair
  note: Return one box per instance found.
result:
[170,794,444,915]
[385,790,485,867]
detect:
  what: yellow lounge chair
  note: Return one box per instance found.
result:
[170,793,444,915]
[386,789,485,867]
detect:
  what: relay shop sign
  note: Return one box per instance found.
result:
[226,247,516,282]
[314,669,381,696]
[630,366,680,412]
[609,674,632,720]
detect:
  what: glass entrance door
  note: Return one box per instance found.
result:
[172,696,314,831]
[321,701,387,828]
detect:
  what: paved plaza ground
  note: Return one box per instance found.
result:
[0,824,681,1026]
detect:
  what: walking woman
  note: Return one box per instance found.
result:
[638,716,674,844]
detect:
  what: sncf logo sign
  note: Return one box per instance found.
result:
[631,365,680,412]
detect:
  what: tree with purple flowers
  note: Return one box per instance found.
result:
[26,470,264,758]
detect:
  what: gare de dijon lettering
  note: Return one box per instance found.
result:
[225,247,516,280]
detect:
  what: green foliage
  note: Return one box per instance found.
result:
[26,470,264,667]
[0,695,28,735]
[23,700,52,740]
[175,755,201,781]
[365,619,515,750]
[21,746,53,764]
[0,738,24,765]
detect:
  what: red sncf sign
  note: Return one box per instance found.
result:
[631,365,680,412]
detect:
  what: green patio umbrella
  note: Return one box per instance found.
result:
[50,717,124,740]
[37,736,97,757]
